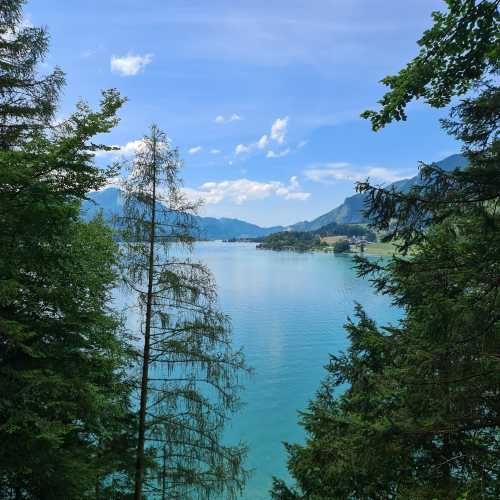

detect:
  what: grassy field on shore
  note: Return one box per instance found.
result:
[350,241,398,257]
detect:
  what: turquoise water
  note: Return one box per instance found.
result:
[191,242,399,499]
[117,242,400,499]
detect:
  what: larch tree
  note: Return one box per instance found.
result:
[119,125,248,500]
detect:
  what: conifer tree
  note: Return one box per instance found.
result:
[0,0,64,148]
[0,1,137,497]
[272,1,499,497]
[119,125,248,500]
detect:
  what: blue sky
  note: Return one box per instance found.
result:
[27,0,459,226]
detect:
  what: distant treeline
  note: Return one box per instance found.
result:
[257,231,326,252]
[256,222,376,252]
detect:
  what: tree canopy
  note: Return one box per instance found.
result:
[0,1,136,497]
[272,0,500,497]
[361,0,499,131]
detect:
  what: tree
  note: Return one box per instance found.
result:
[0,100,137,497]
[332,240,350,253]
[0,1,137,497]
[0,0,65,148]
[119,125,248,500]
[361,0,499,131]
[272,0,500,497]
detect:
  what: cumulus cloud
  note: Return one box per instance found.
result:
[183,176,310,205]
[94,139,146,157]
[257,134,269,149]
[120,139,146,154]
[267,148,290,158]
[188,146,203,155]
[304,162,406,184]
[233,117,291,159]
[210,148,221,154]
[110,53,153,76]
[235,144,251,155]
[214,113,242,124]
[270,116,289,144]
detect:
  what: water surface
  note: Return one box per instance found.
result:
[117,242,399,499]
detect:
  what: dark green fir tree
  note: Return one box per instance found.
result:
[272,1,499,498]
[0,1,137,497]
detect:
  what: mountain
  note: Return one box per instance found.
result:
[81,188,284,240]
[82,154,466,239]
[290,154,467,232]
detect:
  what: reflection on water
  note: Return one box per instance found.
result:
[114,242,400,499]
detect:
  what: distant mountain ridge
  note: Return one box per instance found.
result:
[81,188,284,240]
[82,154,465,239]
[289,154,467,232]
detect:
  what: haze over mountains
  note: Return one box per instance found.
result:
[83,154,466,239]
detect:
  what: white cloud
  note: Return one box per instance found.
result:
[94,139,146,158]
[188,146,203,155]
[297,140,308,149]
[81,49,95,59]
[270,116,289,144]
[257,134,269,149]
[214,113,242,124]
[235,143,251,155]
[210,148,221,154]
[267,148,290,158]
[183,176,310,205]
[304,162,405,184]
[110,53,153,76]
[120,139,146,154]
[232,116,291,160]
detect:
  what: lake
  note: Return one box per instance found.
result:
[116,242,400,499]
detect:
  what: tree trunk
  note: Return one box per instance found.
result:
[162,444,167,500]
[134,133,158,500]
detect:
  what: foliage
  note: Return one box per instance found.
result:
[0,1,135,497]
[361,0,499,130]
[332,240,350,253]
[257,231,325,252]
[0,112,136,497]
[273,1,500,498]
[0,0,65,147]
[119,125,249,500]
[257,223,374,252]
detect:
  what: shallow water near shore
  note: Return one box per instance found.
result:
[115,241,400,499]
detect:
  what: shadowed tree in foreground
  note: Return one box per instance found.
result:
[272,1,499,498]
[0,2,139,498]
